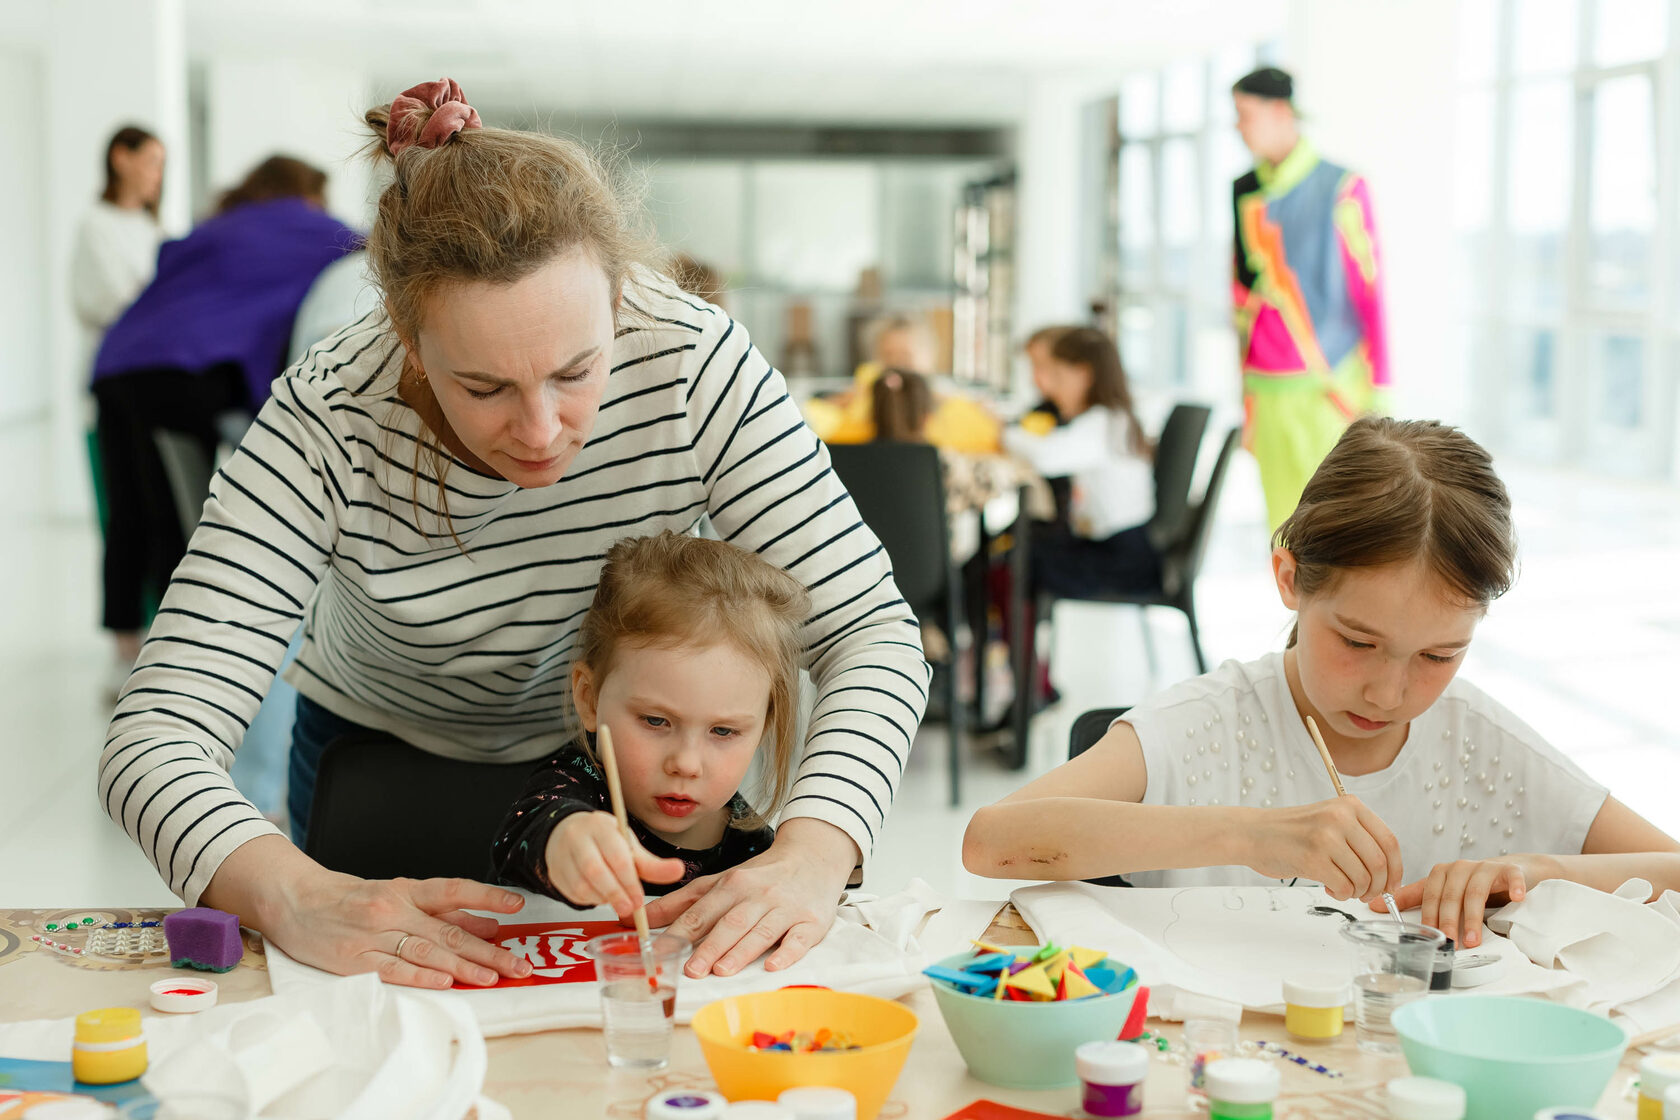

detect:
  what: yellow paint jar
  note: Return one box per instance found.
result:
[1282,977,1348,1041]
[72,1007,147,1084]
[1639,1053,1680,1120]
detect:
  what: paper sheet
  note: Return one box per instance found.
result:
[1010,882,1573,1015]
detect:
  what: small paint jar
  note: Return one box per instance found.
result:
[1282,976,1348,1040]
[1668,1083,1680,1119]
[71,1007,147,1084]
[776,1087,856,1120]
[1640,1052,1680,1120]
[1535,1110,1608,1119]
[1388,1075,1466,1119]
[646,1091,728,1119]
[1075,1039,1149,1117]
[1205,1057,1280,1120]
[1430,938,1455,992]
[722,1106,793,1119]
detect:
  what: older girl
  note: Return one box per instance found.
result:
[98,79,926,989]
[965,417,1680,948]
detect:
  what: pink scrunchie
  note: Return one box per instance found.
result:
[386,78,482,157]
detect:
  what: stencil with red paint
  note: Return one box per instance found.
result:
[452,920,624,990]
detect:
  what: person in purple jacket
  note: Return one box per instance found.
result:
[91,155,359,683]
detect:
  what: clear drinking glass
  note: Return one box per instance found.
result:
[1339,920,1444,1054]
[584,930,692,1069]
[1183,1016,1241,1106]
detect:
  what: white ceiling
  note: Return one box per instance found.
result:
[185,0,1287,125]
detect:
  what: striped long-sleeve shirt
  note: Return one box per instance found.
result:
[97,271,929,905]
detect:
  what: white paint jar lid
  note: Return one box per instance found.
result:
[1388,1075,1466,1119]
[149,976,217,1013]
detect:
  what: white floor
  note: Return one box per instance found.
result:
[3,418,1678,910]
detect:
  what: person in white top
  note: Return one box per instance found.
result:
[1001,327,1160,597]
[965,417,1680,949]
[69,125,166,680]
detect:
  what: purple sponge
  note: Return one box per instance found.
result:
[163,907,242,972]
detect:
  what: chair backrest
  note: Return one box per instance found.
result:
[152,430,215,541]
[1069,706,1134,888]
[304,732,549,881]
[1070,707,1131,759]
[1168,427,1242,596]
[1146,403,1212,552]
[824,442,952,611]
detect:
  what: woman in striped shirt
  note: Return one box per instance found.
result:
[97,79,927,989]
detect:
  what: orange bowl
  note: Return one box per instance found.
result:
[690,988,918,1120]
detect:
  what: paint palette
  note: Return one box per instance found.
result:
[922,940,1136,1002]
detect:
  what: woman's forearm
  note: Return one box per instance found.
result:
[962,798,1255,881]
[1524,851,1680,900]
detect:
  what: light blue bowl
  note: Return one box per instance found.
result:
[924,946,1140,1089]
[1393,996,1627,1120]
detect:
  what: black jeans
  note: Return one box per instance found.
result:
[93,365,244,632]
[1029,521,1163,599]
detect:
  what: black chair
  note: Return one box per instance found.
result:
[1069,706,1133,887]
[1024,424,1241,714]
[304,731,550,881]
[826,442,964,806]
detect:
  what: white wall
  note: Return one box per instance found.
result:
[0,45,48,427]
[1013,75,1096,384]
[1281,0,1466,426]
[202,57,375,228]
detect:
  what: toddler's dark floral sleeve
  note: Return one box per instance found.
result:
[491,746,610,900]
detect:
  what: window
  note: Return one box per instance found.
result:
[1457,0,1675,478]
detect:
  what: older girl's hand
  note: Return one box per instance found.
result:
[1385,854,1556,946]
[1244,795,1404,902]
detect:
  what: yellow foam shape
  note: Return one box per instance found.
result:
[993,973,1008,1000]
[1004,963,1056,999]
[1059,966,1102,1000]
[970,939,1010,955]
[1041,951,1072,984]
[1068,945,1108,970]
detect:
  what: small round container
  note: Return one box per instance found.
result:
[1669,1082,1680,1120]
[150,976,217,1014]
[71,1007,147,1085]
[1205,1057,1280,1120]
[1388,1075,1466,1119]
[1075,1040,1149,1117]
[1535,1110,1608,1119]
[776,1087,856,1119]
[722,1106,793,1119]
[1283,976,1348,1041]
[1431,938,1456,992]
[646,1091,728,1119]
[1641,1053,1680,1120]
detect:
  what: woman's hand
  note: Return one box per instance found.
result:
[1243,795,1404,902]
[641,818,857,978]
[544,811,685,918]
[203,835,538,990]
[1385,854,1557,947]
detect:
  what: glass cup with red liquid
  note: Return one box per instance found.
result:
[584,930,693,1068]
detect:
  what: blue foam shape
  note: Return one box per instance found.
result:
[925,965,994,991]
[1083,965,1118,991]
[1114,967,1138,991]
[966,952,1015,975]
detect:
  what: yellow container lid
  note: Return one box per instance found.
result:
[75,1007,142,1044]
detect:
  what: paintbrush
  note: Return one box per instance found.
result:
[1305,714,1404,930]
[596,722,658,987]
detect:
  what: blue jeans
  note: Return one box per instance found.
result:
[287,694,375,846]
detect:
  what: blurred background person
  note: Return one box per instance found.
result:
[69,125,168,546]
[90,154,359,695]
[1231,65,1388,532]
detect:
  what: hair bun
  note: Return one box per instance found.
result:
[385,77,482,158]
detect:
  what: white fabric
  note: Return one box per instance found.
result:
[287,251,379,364]
[267,880,943,1037]
[68,201,163,344]
[1011,882,1576,1016]
[0,973,499,1120]
[1001,406,1152,539]
[1486,877,1680,1029]
[1122,652,1609,889]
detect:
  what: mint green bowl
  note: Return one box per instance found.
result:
[1393,996,1627,1120]
[925,946,1140,1089]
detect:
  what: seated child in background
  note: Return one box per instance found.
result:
[492,531,808,919]
[963,417,1680,948]
[1001,326,1161,599]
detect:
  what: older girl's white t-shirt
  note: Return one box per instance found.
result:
[1122,653,1608,889]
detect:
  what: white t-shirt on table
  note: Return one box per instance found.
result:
[1120,652,1608,889]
